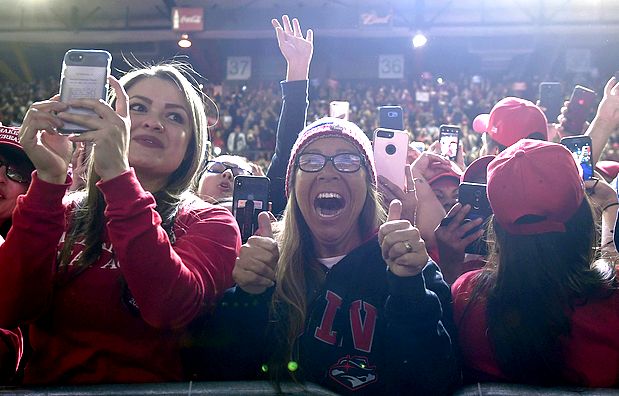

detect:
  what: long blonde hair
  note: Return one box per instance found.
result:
[58,63,211,274]
[270,159,386,377]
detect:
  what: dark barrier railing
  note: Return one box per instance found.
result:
[0,382,617,395]
[0,381,338,395]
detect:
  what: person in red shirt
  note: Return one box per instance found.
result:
[0,63,241,385]
[0,126,34,239]
[452,139,619,387]
[0,126,31,383]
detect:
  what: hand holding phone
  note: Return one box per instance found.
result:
[233,175,271,242]
[379,105,404,131]
[373,128,409,191]
[439,125,460,161]
[560,135,593,180]
[59,49,111,134]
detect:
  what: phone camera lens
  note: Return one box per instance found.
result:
[69,53,84,62]
[385,144,397,155]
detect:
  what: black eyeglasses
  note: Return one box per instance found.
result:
[0,159,31,184]
[296,152,364,173]
[205,161,252,177]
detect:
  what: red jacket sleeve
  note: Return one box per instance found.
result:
[98,169,241,329]
[0,173,70,327]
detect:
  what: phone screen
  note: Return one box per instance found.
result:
[439,125,460,161]
[59,50,111,133]
[61,65,108,102]
[561,136,593,180]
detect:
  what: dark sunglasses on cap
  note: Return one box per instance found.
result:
[205,161,253,177]
[0,158,31,184]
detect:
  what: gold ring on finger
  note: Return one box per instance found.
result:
[404,241,413,253]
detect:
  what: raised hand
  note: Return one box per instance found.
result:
[19,95,73,184]
[60,76,130,181]
[594,77,619,128]
[378,200,429,277]
[272,15,314,81]
[412,146,452,182]
[232,211,280,294]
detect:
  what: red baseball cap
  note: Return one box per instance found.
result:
[427,161,463,185]
[487,139,584,235]
[461,155,495,184]
[473,97,548,148]
[0,126,23,152]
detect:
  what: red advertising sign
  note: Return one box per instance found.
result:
[172,7,204,32]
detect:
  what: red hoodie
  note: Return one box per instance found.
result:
[0,169,240,384]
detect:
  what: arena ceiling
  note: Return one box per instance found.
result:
[0,0,618,43]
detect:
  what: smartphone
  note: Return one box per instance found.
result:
[378,105,404,131]
[232,175,270,243]
[458,182,492,255]
[59,49,112,134]
[563,85,596,135]
[373,128,409,191]
[439,124,460,161]
[538,82,563,123]
[560,135,593,181]
[330,101,350,120]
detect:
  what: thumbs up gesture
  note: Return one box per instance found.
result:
[378,200,429,277]
[232,211,280,294]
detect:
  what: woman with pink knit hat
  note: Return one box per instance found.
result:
[198,117,458,395]
[452,139,619,387]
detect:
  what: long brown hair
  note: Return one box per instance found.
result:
[58,63,211,275]
[269,156,385,380]
[462,199,616,385]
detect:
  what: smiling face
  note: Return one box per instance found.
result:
[126,77,193,188]
[294,137,369,257]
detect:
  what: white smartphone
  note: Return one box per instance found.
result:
[59,49,111,134]
[373,128,408,191]
[329,101,350,120]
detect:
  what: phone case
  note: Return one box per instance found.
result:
[564,86,596,135]
[59,49,111,134]
[373,128,408,192]
[538,82,563,123]
[458,182,492,255]
[232,175,270,242]
[439,125,461,161]
[560,135,593,180]
[329,101,350,120]
[379,106,404,131]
